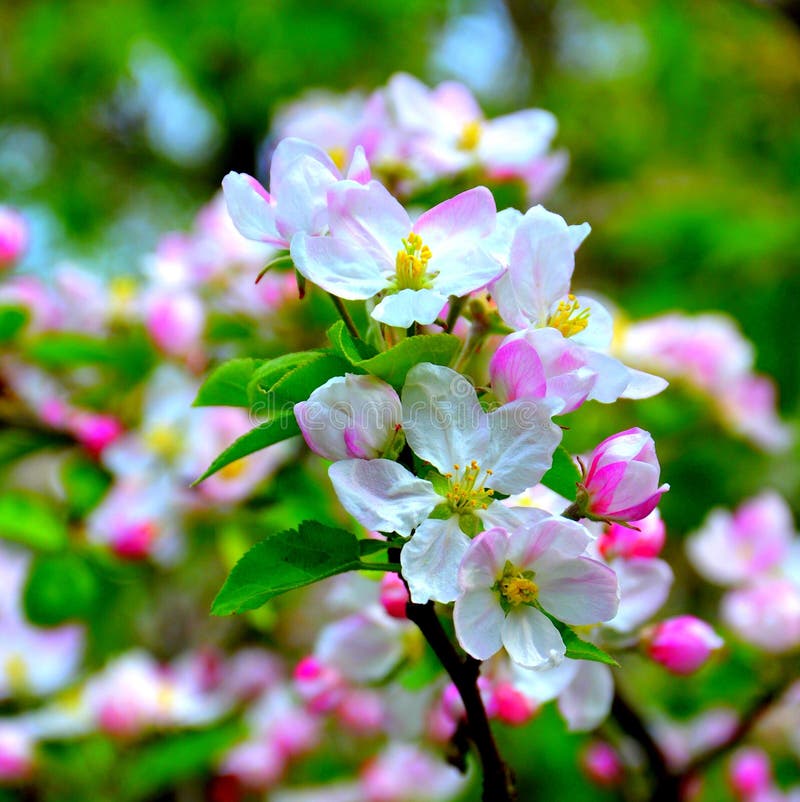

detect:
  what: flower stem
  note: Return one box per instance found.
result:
[328,293,361,340]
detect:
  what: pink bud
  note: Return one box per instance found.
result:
[728,748,772,799]
[489,682,537,726]
[599,509,666,560]
[581,741,623,787]
[70,412,124,457]
[645,615,722,675]
[379,573,408,619]
[0,207,29,269]
[0,727,34,781]
[113,521,157,560]
[583,428,669,521]
[335,689,385,734]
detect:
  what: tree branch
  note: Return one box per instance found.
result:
[405,600,517,802]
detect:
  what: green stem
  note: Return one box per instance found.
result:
[445,295,466,333]
[328,293,361,340]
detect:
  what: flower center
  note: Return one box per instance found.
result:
[458,120,482,151]
[443,460,495,514]
[391,232,437,291]
[497,564,539,607]
[328,146,347,171]
[546,294,591,338]
[5,654,28,693]
[145,425,183,461]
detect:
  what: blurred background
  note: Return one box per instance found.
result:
[2,0,799,799]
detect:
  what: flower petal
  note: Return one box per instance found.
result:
[329,459,438,536]
[400,516,470,604]
[453,589,505,660]
[290,233,386,300]
[372,288,447,327]
[537,556,620,626]
[402,363,487,474]
[606,557,673,633]
[221,172,285,246]
[414,186,496,250]
[557,661,613,732]
[502,605,565,668]
[458,526,509,591]
[482,400,562,494]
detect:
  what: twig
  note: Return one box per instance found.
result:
[327,293,361,339]
[404,600,518,802]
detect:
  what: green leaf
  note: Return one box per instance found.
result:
[193,410,300,484]
[246,350,337,407]
[193,358,263,407]
[327,320,378,362]
[267,352,352,407]
[398,641,442,690]
[330,329,461,388]
[212,521,362,615]
[23,553,98,625]
[540,446,581,502]
[121,723,243,800]
[0,305,28,343]
[358,539,391,558]
[61,455,112,517]
[0,492,68,551]
[550,618,619,667]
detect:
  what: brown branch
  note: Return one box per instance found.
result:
[404,600,517,802]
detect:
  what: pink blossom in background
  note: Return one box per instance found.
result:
[581,741,623,787]
[0,207,29,269]
[599,509,666,561]
[729,748,773,800]
[644,615,722,675]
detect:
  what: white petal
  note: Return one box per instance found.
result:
[458,526,509,591]
[483,400,562,494]
[400,517,470,604]
[491,205,575,329]
[371,289,447,327]
[558,661,614,731]
[221,172,284,246]
[537,556,620,626]
[502,606,565,668]
[569,295,613,350]
[453,589,505,659]
[290,233,386,299]
[432,245,504,298]
[606,558,673,633]
[402,363,487,474]
[510,658,579,703]
[568,222,591,251]
[329,459,438,536]
[620,369,669,400]
[506,517,592,569]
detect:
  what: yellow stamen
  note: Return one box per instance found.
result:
[328,146,347,171]
[391,232,437,291]
[546,294,591,338]
[444,461,495,514]
[499,574,539,606]
[5,655,28,693]
[458,120,482,151]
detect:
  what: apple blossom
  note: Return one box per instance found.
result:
[581,741,623,787]
[644,615,722,675]
[295,374,404,461]
[291,180,501,327]
[721,578,800,653]
[729,748,773,800]
[453,519,619,668]
[578,427,669,522]
[329,363,561,603]
[222,138,370,249]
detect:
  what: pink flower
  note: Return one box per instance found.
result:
[728,748,773,800]
[69,411,124,458]
[721,578,800,653]
[599,509,666,561]
[487,681,537,726]
[687,492,795,586]
[645,615,722,675]
[489,327,636,414]
[453,518,619,668]
[293,656,345,714]
[0,206,29,269]
[144,290,205,358]
[580,428,669,521]
[581,741,623,787]
[0,725,34,781]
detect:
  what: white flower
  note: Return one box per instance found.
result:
[329,363,561,603]
[453,518,619,668]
